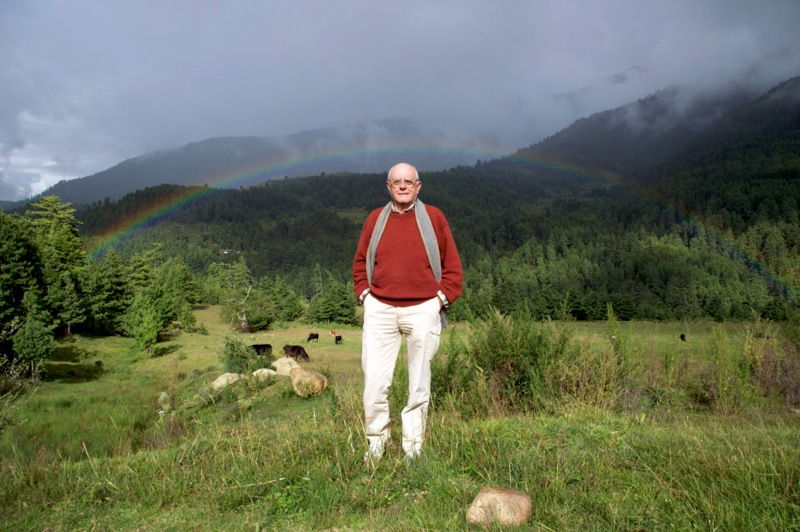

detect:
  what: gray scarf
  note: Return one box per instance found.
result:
[366,199,448,327]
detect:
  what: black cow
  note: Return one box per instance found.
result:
[307,332,319,343]
[335,335,343,345]
[250,344,273,356]
[679,333,686,342]
[283,344,311,362]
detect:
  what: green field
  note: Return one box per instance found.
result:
[2,308,799,530]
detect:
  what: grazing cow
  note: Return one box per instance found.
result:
[307,332,319,343]
[679,333,686,342]
[250,344,273,357]
[283,344,311,362]
[335,335,343,345]
[329,329,338,339]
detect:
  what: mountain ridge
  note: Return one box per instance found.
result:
[515,75,800,182]
[27,118,493,206]
[12,75,800,211]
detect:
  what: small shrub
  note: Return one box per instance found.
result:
[219,336,272,373]
[547,345,630,410]
[642,342,692,410]
[687,326,754,413]
[432,310,582,415]
[750,338,800,407]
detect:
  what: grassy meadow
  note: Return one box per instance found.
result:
[2,307,799,530]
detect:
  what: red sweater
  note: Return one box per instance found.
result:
[352,204,463,307]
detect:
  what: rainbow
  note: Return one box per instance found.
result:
[86,184,217,259]
[84,143,566,258]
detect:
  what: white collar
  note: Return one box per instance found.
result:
[390,202,416,213]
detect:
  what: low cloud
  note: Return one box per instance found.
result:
[0,169,34,201]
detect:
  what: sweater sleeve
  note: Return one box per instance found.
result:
[432,207,463,304]
[352,209,379,299]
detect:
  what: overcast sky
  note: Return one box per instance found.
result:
[1,0,799,201]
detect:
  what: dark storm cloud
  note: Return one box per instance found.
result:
[1,0,799,200]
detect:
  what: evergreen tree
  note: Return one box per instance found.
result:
[47,271,85,335]
[147,257,198,328]
[242,288,276,331]
[25,195,85,279]
[12,312,56,376]
[0,213,45,348]
[24,196,87,332]
[126,253,153,293]
[305,274,356,325]
[82,251,130,334]
[121,293,162,355]
[262,276,304,321]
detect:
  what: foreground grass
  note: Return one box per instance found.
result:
[3,404,799,530]
[2,309,799,529]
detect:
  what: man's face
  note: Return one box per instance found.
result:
[386,164,421,209]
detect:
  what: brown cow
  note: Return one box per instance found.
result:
[283,344,311,362]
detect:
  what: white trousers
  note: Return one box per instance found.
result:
[362,294,442,456]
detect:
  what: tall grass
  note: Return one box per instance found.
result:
[432,309,632,417]
[0,358,32,435]
[640,319,800,413]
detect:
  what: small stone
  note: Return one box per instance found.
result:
[289,367,328,397]
[271,356,300,376]
[252,368,277,381]
[211,372,242,391]
[466,487,531,527]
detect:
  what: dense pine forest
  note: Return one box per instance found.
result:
[73,143,799,325]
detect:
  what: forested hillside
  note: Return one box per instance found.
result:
[73,159,798,322]
[70,76,800,322]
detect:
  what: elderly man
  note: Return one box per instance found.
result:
[353,162,463,462]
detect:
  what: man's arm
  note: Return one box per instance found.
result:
[352,211,378,301]
[433,208,463,305]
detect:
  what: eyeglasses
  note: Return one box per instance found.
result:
[387,178,420,188]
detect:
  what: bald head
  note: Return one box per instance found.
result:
[387,162,419,181]
[386,162,422,210]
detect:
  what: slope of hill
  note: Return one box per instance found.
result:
[37,118,487,205]
[651,76,800,178]
[515,76,800,181]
